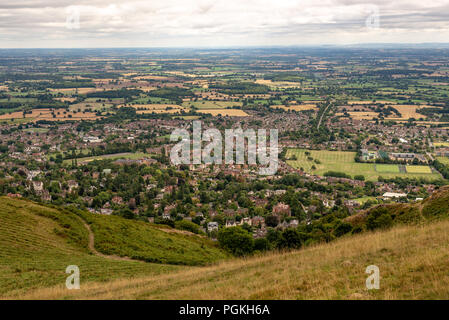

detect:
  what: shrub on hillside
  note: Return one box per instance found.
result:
[218,226,254,256]
[175,220,204,235]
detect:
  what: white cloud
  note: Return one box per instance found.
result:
[0,0,448,47]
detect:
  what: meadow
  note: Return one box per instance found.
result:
[286,149,440,181]
[63,152,152,165]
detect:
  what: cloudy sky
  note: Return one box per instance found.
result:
[1,0,449,48]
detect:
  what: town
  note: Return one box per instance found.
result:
[1,47,449,250]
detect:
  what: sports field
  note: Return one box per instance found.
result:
[286,149,440,181]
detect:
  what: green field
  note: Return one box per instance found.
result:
[436,157,449,165]
[63,152,152,165]
[406,165,433,174]
[286,149,441,181]
[375,164,400,173]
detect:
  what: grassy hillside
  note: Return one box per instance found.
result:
[346,186,449,229]
[0,197,183,297]
[75,209,228,265]
[3,186,449,300]
[13,218,449,300]
[0,197,226,297]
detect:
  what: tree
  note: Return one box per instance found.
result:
[217,226,254,256]
[279,228,304,249]
[333,221,353,237]
[265,214,280,227]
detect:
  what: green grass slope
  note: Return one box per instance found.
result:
[76,209,228,266]
[0,197,182,297]
[346,186,449,229]
[0,197,227,297]
[16,214,449,300]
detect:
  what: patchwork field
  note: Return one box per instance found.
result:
[286,149,440,181]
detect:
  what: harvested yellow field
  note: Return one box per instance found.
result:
[348,100,377,105]
[336,112,379,120]
[124,104,188,114]
[271,104,317,111]
[386,105,437,120]
[0,108,100,122]
[197,109,248,117]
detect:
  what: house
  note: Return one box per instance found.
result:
[225,220,237,228]
[251,216,265,227]
[383,192,407,199]
[360,149,378,161]
[240,217,252,226]
[83,136,103,143]
[112,196,123,204]
[207,222,219,232]
[272,203,291,217]
[289,219,299,228]
[32,181,44,192]
[162,212,171,219]
[67,180,79,192]
[100,208,113,215]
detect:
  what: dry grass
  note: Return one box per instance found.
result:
[13,219,449,300]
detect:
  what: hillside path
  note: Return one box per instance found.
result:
[76,215,134,262]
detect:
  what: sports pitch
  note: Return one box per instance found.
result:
[286,149,440,181]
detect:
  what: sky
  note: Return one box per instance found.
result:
[1,0,449,48]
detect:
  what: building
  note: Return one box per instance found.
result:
[207,222,219,232]
[383,192,407,199]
